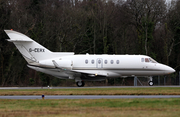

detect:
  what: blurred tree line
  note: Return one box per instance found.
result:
[0,0,180,86]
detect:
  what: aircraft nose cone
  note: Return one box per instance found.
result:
[166,66,175,74]
[159,64,175,75]
[169,67,175,73]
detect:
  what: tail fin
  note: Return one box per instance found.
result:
[4,30,74,65]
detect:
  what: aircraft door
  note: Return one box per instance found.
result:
[96,58,103,69]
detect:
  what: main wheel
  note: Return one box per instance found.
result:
[76,81,85,87]
[148,81,153,86]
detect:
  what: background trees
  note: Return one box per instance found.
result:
[0,0,179,86]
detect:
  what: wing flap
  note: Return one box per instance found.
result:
[72,70,121,77]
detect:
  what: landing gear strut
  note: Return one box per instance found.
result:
[76,81,85,87]
[148,77,153,86]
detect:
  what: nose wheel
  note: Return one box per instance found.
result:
[76,81,85,87]
[148,81,154,86]
[148,76,153,86]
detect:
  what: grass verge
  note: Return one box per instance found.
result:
[0,87,180,95]
[0,98,180,117]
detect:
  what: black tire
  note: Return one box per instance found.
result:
[76,81,85,87]
[148,81,153,86]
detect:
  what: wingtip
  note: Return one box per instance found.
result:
[4,30,20,35]
[4,29,15,32]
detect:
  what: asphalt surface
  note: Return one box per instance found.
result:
[0,86,180,99]
[0,95,180,99]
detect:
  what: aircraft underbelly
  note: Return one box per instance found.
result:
[74,69,165,77]
[118,70,165,76]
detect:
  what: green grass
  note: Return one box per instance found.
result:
[0,87,180,95]
[0,87,180,116]
[0,98,180,117]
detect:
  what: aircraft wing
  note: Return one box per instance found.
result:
[52,60,120,78]
[52,60,108,76]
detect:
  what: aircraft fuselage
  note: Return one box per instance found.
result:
[28,54,175,80]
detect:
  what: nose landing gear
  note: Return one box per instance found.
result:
[148,77,153,86]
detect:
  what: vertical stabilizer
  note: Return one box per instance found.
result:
[4,30,58,65]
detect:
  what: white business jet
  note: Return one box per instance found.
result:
[4,30,175,87]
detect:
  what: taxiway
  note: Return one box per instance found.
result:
[0,86,180,90]
[0,95,180,99]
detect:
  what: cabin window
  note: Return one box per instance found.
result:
[91,60,94,64]
[141,58,144,62]
[104,60,108,64]
[111,60,114,64]
[116,60,119,64]
[85,59,88,64]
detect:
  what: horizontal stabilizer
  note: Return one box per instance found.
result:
[6,39,33,42]
[4,30,33,42]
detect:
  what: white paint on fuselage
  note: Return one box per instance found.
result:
[52,54,175,77]
[28,54,175,79]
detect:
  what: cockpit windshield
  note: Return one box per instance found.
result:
[142,58,157,63]
[149,58,157,63]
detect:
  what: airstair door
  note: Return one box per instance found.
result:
[96,58,103,69]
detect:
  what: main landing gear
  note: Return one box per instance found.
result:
[148,77,153,86]
[76,81,85,87]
